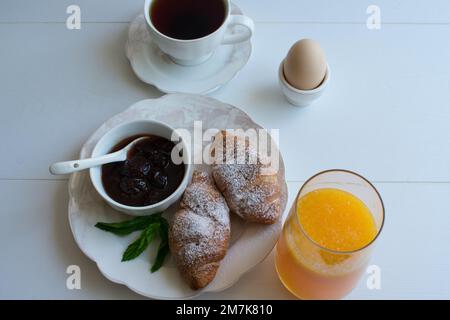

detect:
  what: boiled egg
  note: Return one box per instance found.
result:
[283,39,327,90]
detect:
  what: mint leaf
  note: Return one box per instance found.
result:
[122,223,157,262]
[151,218,169,273]
[96,213,171,272]
[95,214,161,236]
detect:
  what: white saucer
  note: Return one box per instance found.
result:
[68,94,287,299]
[125,4,252,94]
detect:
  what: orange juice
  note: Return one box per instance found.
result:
[275,188,378,299]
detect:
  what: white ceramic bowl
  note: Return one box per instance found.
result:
[278,59,330,107]
[89,120,193,216]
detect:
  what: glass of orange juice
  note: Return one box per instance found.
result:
[275,169,385,299]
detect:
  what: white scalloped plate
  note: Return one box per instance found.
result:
[68,94,287,299]
[125,3,252,94]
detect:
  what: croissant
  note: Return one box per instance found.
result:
[210,130,281,224]
[169,170,230,290]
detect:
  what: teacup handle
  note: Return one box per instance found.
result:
[221,15,254,45]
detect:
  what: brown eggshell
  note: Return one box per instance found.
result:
[283,39,327,90]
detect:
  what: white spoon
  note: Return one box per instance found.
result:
[49,137,148,175]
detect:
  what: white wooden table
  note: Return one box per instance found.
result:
[1,0,449,299]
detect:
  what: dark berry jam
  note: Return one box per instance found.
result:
[101,134,185,207]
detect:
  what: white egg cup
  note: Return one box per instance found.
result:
[278,59,330,107]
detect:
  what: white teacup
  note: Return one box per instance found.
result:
[144,0,254,66]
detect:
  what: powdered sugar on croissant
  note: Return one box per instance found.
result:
[210,130,281,224]
[169,170,230,290]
